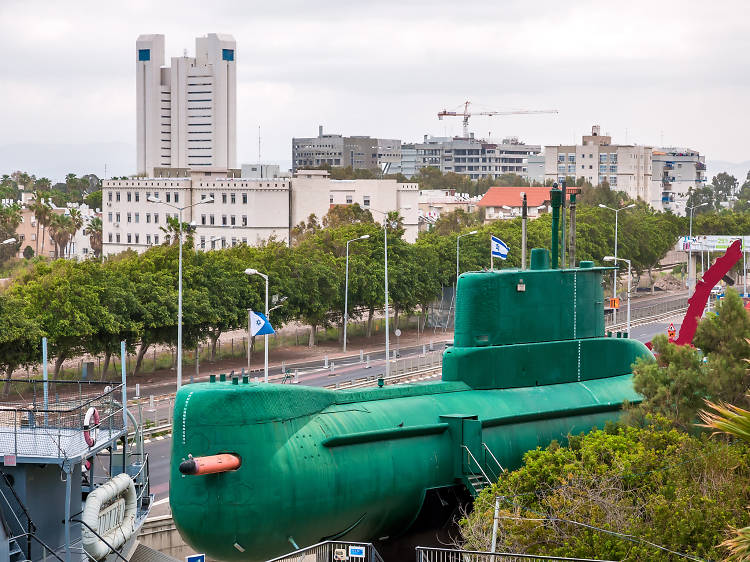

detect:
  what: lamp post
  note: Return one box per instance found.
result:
[245,268,269,383]
[147,194,213,389]
[686,202,707,296]
[370,207,411,378]
[456,230,478,281]
[604,256,631,336]
[344,235,370,352]
[599,203,635,322]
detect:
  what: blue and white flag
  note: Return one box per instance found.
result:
[249,311,275,336]
[491,236,509,260]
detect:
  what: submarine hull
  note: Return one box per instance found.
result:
[170,372,642,561]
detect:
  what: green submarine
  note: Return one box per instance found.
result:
[169,188,651,561]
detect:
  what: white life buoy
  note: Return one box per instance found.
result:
[83,407,100,447]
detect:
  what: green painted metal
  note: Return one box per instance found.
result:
[169,212,652,560]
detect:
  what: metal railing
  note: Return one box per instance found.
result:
[266,540,384,562]
[482,443,505,481]
[461,445,492,494]
[604,296,688,328]
[416,547,618,562]
[327,351,444,390]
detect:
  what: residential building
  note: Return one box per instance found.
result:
[526,154,546,184]
[418,189,481,231]
[241,164,283,179]
[101,168,418,255]
[650,148,706,215]
[544,125,652,202]
[401,136,542,181]
[292,126,401,173]
[14,201,98,259]
[478,186,551,223]
[136,33,237,176]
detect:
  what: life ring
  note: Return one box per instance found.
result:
[83,407,100,447]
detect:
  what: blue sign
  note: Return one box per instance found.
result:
[349,545,366,558]
[186,555,205,562]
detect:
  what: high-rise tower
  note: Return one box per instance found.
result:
[136,33,237,176]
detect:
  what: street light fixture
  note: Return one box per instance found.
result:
[604,256,631,336]
[344,234,370,352]
[148,194,213,389]
[245,268,270,383]
[456,230,478,281]
[370,207,411,378]
[598,203,635,322]
[685,202,708,296]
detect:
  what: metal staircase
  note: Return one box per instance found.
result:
[460,442,506,498]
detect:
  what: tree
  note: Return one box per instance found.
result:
[48,213,74,258]
[87,217,103,258]
[430,208,483,236]
[461,421,750,561]
[321,203,374,228]
[0,292,41,393]
[711,172,739,203]
[0,203,22,265]
[85,190,102,210]
[22,246,33,259]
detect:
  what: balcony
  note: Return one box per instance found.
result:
[662,178,672,187]
[663,162,674,170]
[696,162,706,171]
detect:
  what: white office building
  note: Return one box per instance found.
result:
[545,126,653,202]
[136,33,237,177]
[650,148,707,215]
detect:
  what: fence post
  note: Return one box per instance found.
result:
[324,355,329,368]
[360,350,364,363]
[366,355,371,369]
[294,369,299,383]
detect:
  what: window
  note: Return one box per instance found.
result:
[153,191,159,200]
[242,215,247,226]
[135,212,140,223]
[210,214,215,225]
[154,213,159,224]
[568,165,575,174]
[147,234,151,244]
[209,192,214,202]
[231,237,237,247]
[609,176,618,186]
[154,234,159,244]
[609,165,617,173]
[138,48,150,61]
[599,164,607,173]
[230,215,236,226]
[116,191,121,202]
[201,214,206,225]
[127,234,132,244]
[127,192,132,202]
[558,154,565,163]
[116,234,120,243]
[222,215,227,226]
[116,212,121,223]
[146,213,151,223]
[135,192,140,202]
[599,154,608,163]
[166,193,171,203]
[609,154,617,164]
[146,192,151,200]
[231,193,236,204]
[568,154,575,163]
[200,236,206,249]
[346,195,353,204]
[242,193,247,204]
[108,191,113,202]
[363,196,370,207]
[108,233,113,242]
[222,193,227,204]
[174,192,179,203]
[222,48,234,61]
[108,212,113,222]
[135,234,139,244]
[329,194,334,204]
[127,212,132,223]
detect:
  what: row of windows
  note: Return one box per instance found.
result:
[201,236,246,250]
[108,232,159,245]
[199,214,252,226]
[108,191,180,203]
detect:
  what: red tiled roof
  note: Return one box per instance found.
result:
[478,186,552,208]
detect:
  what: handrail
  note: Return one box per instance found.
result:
[415,546,617,561]
[10,532,65,562]
[460,445,492,485]
[483,443,506,474]
[69,518,129,562]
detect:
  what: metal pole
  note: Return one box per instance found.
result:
[121,341,127,430]
[264,276,269,383]
[521,192,527,269]
[177,208,183,389]
[384,222,390,378]
[560,181,567,268]
[42,337,49,427]
[569,193,577,268]
[744,242,747,297]
[490,496,500,552]
[626,260,631,336]
[688,206,694,296]
[344,240,351,353]
[613,209,618,324]
[456,235,460,282]
[247,308,251,370]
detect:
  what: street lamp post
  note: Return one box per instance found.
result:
[245,268,269,383]
[604,256,631,336]
[686,202,707,296]
[599,203,635,322]
[344,235,370,352]
[456,230,478,281]
[147,195,213,389]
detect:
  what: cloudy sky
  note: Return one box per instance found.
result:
[1,0,748,180]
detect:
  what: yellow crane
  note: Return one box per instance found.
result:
[437,100,558,138]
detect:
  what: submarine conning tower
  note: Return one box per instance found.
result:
[442,187,645,390]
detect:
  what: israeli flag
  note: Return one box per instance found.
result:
[249,310,275,336]
[491,236,509,259]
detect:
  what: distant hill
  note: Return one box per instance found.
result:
[706,160,750,183]
[0,142,134,182]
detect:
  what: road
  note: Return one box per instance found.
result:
[144,316,684,513]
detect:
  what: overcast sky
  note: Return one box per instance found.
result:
[2,0,749,180]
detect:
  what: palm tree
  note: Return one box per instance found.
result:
[66,209,84,257]
[27,194,47,255]
[34,201,53,257]
[88,217,103,258]
[48,214,74,258]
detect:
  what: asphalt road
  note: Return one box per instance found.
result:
[145,316,685,512]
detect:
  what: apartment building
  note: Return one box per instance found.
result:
[101,168,418,255]
[650,148,706,215]
[14,202,98,259]
[401,136,541,181]
[478,186,551,222]
[418,189,480,231]
[545,126,652,202]
[292,126,401,173]
[136,33,237,176]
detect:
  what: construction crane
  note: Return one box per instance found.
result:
[437,101,558,138]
